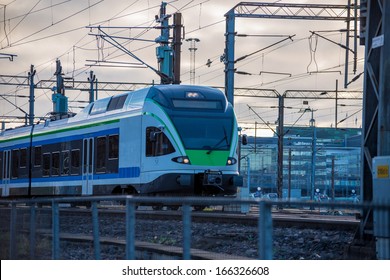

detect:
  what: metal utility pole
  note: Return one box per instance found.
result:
[247,92,284,200]
[172,13,183,84]
[331,156,335,202]
[88,71,96,103]
[28,65,36,126]
[335,80,339,128]
[88,2,182,85]
[288,148,292,199]
[309,109,317,202]
[276,95,284,200]
[186,38,200,84]
[52,59,68,117]
[155,2,173,84]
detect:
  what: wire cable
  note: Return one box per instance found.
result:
[0,0,42,45]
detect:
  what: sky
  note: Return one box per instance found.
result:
[0,0,364,136]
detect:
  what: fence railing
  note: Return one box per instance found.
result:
[0,196,389,260]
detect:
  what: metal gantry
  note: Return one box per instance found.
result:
[223,0,359,206]
[0,67,152,127]
[233,2,352,20]
[224,1,359,106]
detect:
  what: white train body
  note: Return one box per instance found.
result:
[0,85,242,198]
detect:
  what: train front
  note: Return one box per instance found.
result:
[143,85,242,196]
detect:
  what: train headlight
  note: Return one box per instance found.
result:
[172,156,191,164]
[226,157,237,165]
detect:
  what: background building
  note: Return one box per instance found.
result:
[240,127,361,200]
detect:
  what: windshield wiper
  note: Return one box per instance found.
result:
[206,128,228,154]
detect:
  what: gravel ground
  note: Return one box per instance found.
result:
[1,210,355,260]
[50,214,355,260]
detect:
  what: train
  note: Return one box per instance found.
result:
[0,85,243,200]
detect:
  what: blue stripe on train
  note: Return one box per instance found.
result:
[0,167,141,184]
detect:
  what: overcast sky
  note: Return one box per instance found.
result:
[0,0,364,135]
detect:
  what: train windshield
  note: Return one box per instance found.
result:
[170,115,233,151]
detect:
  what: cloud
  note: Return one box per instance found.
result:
[1,0,363,131]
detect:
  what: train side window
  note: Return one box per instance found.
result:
[96,136,107,173]
[71,149,80,175]
[34,146,42,166]
[146,127,175,157]
[11,149,19,178]
[52,152,60,176]
[108,134,119,159]
[42,153,51,177]
[20,148,27,168]
[62,150,70,176]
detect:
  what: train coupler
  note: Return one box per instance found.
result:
[203,169,223,188]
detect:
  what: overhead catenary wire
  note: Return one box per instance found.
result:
[5,0,104,48]
[1,0,364,130]
[0,0,43,45]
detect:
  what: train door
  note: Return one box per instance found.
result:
[82,138,94,195]
[2,150,11,197]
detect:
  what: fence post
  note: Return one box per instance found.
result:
[52,200,60,260]
[9,202,17,259]
[125,198,136,260]
[182,204,192,260]
[91,201,101,260]
[258,201,273,260]
[29,203,36,259]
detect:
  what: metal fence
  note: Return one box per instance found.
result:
[0,196,389,260]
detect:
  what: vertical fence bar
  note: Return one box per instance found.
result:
[91,201,101,260]
[52,200,60,260]
[258,201,273,260]
[9,202,17,259]
[182,204,191,260]
[126,199,136,260]
[29,203,36,259]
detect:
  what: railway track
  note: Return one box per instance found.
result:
[2,204,359,259]
[57,205,360,231]
[35,231,251,260]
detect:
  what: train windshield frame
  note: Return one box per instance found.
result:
[170,115,234,151]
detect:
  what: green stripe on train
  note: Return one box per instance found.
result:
[186,150,229,166]
[0,119,119,144]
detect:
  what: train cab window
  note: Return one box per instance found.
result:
[34,146,42,166]
[11,149,19,178]
[108,134,119,159]
[107,95,127,111]
[71,149,81,175]
[42,153,51,177]
[146,127,175,157]
[20,148,27,168]
[96,136,107,173]
[52,152,60,176]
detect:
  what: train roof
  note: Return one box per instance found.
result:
[74,84,227,119]
[0,85,227,140]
